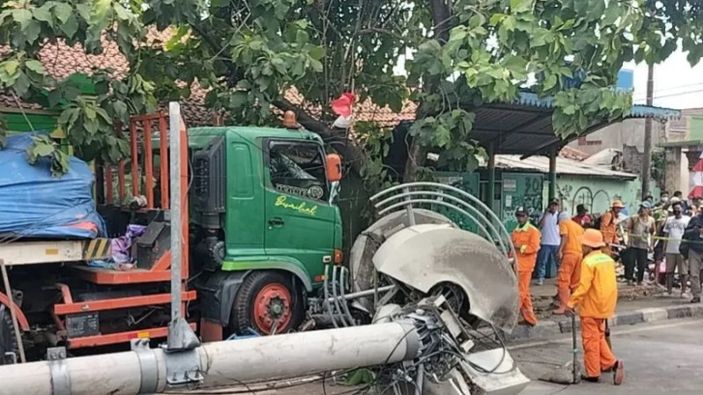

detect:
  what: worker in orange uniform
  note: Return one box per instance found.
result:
[567,229,625,385]
[553,212,584,315]
[600,200,624,251]
[512,207,541,326]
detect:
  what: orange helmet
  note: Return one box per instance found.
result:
[582,229,606,248]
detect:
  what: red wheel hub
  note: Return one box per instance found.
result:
[253,283,293,334]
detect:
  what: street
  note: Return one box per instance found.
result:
[171,318,703,395]
[515,318,703,394]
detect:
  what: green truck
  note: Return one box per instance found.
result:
[0,111,345,360]
[187,124,344,336]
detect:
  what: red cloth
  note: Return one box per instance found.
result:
[573,214,593,227]
[331,92,356,117]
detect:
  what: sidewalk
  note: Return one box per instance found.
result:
[508,278,703,343]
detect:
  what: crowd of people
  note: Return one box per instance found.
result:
[509,191,703,384]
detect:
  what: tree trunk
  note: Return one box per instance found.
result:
[403,0,453,181]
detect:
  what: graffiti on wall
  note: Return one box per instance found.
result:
[502,174,544,230]
[558,184,611,215]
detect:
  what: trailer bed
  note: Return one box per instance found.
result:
[0,238,111,266]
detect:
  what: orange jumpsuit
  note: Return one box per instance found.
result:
[512,223,541,325]
[568,251,619,378]
[556,219,584,310]
[600,211,619,246]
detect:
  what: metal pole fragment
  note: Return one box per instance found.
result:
[166,102,199,352]
[0,322,420,395]
[168,102,182,323]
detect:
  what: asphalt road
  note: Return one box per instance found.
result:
[514,318,703,394]
[174,318,703,395]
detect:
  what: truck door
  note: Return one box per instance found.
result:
[263,139,336,280]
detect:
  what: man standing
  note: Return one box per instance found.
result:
[673,191,689,212]
[512,207,541,326]
[624,202,656,286]
[567,229,625,385]
[683,210,703,303]
[691,197,703,215]
[536,199,561,285]
[573,204,593,228]
[655,191,669,209]
[600,200,625,249]
[663,202,690,297]
[554,212,585,314]
[653,198,672,285]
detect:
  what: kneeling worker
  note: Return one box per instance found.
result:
[512,207,541,326]
[567,229,625,385]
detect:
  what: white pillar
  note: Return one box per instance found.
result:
[0,322,419,395]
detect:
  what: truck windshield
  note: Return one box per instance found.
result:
[268,141,327,201]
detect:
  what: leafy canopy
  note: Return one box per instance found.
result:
[0,0,701,180]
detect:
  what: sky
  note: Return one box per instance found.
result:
[623,49,703,110]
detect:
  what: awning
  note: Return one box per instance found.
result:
[469,92,681,157]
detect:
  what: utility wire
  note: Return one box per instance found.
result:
[633,87,703,101]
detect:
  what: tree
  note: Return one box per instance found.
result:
[0,0,702,183]
[0,0,154,174]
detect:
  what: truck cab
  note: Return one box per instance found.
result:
[187,125,343,337]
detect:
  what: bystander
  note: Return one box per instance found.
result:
[573,204,593,228]
[662,202,690,297]
[623,202,656,286]
[535,199,561,285]
[683,209,703,303]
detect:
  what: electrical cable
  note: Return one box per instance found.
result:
[164,369,358,394]
[382,326,418,366]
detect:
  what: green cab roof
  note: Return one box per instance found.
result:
[188,126,322,144]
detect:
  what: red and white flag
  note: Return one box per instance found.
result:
[689,151,703,199]
[331,92,355,128]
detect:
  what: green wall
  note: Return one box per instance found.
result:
[432,170,654,234]
[554,174,655,218]
[691,116,703,140]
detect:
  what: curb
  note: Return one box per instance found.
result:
[507,303,703,343]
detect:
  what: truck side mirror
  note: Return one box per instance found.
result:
[326,154,342,182]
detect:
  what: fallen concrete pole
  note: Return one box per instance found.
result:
[0,321,420,395]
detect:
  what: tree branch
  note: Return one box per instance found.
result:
[429,0,453,43]
[273,98,366,174]
[189,15,367,175]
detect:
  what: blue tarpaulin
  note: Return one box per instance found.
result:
[0,134,102,239]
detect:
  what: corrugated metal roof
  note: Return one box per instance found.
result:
[514,92,681,120]
[495,155,637,180]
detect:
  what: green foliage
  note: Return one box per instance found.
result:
[1,0,702,184]
[399,0,703,182]
[355,121,395,194]
[0,0,148,174]
[26,134,69,176]
[345,368,375,386]
[651,149,666,189]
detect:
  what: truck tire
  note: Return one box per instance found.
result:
[0,306,18,365]
[230,271,303,335]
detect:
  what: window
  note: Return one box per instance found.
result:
[267,141,327,201]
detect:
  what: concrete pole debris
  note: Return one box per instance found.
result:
[0,321,419,395]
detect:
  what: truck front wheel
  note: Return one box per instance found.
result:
[231,271,303,335]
